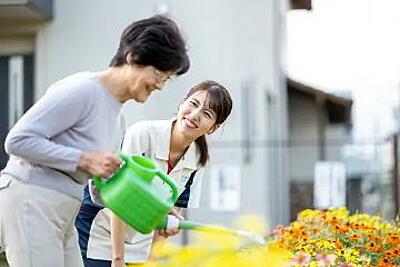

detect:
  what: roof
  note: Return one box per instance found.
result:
[287,78,353,124]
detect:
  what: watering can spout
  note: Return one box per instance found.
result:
[158,215,266,247]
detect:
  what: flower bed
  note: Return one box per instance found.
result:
[142,208,400,267]
[270,208,400,267]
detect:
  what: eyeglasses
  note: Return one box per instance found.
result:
[153,68,174,84]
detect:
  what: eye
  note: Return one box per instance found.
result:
[189,100,197,106]
[204,111,213,119]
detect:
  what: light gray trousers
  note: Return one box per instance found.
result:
[0,174,84,267]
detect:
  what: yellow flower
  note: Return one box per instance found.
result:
[341,248,360,264]
[138,208,400,267]
[298,209,319,219]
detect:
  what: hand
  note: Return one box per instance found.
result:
[170,207,184,220]
[111,257,125,267]
[157,207,183,238]
[78,151,122,178]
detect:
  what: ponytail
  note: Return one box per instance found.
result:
[195,135,209,167]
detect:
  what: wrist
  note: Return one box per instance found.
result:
[78,151,89,171]
[112,256,124,261]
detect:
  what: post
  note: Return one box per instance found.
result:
[316,94,326,161]
[393,133,399,216]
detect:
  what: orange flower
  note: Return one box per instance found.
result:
[384,250,394,258]
[333,224,348,234]
[377,258,392,267]
[393,247,400,256]
[364,242,382,253]
[386,233,400,245]
[350,233,361,240]
[333,239,343,249]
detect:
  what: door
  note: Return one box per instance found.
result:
[0,54,34,169]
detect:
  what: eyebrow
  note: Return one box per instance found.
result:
[191,98,200,104]
[191,97,216,116]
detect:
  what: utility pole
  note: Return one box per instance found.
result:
[393,133,399,216]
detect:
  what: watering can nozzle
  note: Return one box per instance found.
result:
[158,215,266,247]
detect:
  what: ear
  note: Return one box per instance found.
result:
[125,52,133,65]
[207,124,220,134]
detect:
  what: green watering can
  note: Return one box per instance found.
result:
[94,152,179,234]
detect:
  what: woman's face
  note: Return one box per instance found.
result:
[176,90,219,139]
[125,65,173,103]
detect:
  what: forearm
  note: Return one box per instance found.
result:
[110,212,126,261]
[152,231,166,244]
[5,133,81,172]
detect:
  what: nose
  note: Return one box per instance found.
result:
[189,107,202,121]
[155,80,165,91]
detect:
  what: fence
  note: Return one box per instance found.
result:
[207,135,398,222]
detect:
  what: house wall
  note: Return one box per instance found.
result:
[289,93,320,182]
[288,91,349,219]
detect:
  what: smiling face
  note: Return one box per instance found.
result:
[124,64,174,103]
[176,90,219,139]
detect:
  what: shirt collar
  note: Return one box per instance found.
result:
[155,118,199,170]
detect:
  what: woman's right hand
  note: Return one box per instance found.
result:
[78,151,122,178]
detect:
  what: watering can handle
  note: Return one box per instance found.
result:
[93,152,129,190]
[156,170,179,202]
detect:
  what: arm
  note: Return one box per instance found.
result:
[150,207,182,258]
[110,212,126,267]
[5,84,90,171]
[5,83,121,177]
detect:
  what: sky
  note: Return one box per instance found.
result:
[287,0,400,139]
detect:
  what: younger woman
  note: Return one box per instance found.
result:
[75,80,233,267]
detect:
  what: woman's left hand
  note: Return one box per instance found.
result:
[156,207,183,238]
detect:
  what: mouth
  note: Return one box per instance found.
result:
[184,117,198,129]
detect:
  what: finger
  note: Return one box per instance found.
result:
[105,157,119,169]
[111,160,123,171]
[158,230,166,237]
[164,230,172,237]
[102,169,114,179]
[164,230,172,236]
[110,154,123,164]
[160,232,168,238]
[172,228,180,235]
[166,229,178,236]
[170,209,184,220]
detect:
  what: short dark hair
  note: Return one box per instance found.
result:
[184,81,233,166]
[110,15,189,75]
